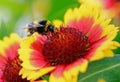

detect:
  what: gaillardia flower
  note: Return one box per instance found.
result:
[103,0,120,17]
[0,33,29,82]
[19,4,120,82]
[79,0,120,17]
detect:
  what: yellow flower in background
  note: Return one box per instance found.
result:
[78,0,120,18]
[18,4,120,82]
[0,33,29,82]
[78,0,102,8]
[97,78,106,82]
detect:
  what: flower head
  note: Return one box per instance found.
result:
[79,0,120,17]
[19,4,120,82]
[0,33,29,82]
[103,0,120,18]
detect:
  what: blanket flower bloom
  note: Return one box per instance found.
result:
[103,0,120,17]
[18,4,120,82]
[0,33,29,82]
[79,0,120,17]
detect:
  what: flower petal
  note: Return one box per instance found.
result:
[0,55,6,69]
[49,59,88,82]
[52,20,63,28]
[20,67,55,81]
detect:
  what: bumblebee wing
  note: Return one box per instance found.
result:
[24,22,34,29]
[37,23,44,27]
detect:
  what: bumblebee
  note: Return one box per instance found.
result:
[25,20,54,36]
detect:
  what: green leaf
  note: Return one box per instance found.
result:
[47,0,80,21]
[114,31,120,54]
[78,54,120,82]
[42,75,49,81]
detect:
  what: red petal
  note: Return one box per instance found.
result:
[6,43,19,60]
[31,40,43,52]
[0,55,7,69]
[84,36,106,59]
[68,17,94,34]
[65,58,86,71]
[52,65,65,77]
[88,24,103,43]
[30,50,50,67]
[77,17,94,34]
[0,70,3,79]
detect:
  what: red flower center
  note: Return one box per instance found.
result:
[2,56,28,82]
[43,27,90,66]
